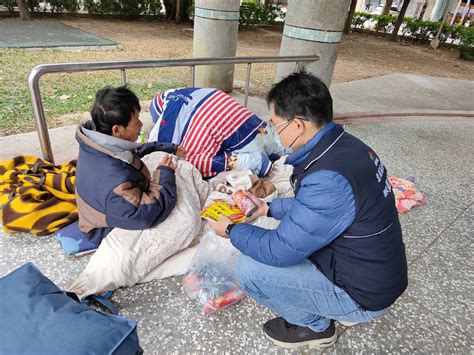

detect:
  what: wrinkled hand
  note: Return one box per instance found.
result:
[175,145,187,159]
[242,190,268,222]
[208,214,232,238]
[158,154,177,170]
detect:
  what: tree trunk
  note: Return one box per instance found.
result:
[390,0,410,41]
[376,0,393,32]
[418,0,428,19]
[163,0,175,19]
[382,0,393,15]
[175,0,182,23]
[17,0,32,21]
[344,0,358,34]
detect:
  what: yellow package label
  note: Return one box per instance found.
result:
[200,199,246,224]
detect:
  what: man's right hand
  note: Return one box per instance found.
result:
[158,154,177,171]
[242,190,268,221]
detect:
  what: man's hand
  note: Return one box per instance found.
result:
[158,154,177,170]
[176,145,187,159]
[208,214,232,238]
[242,191,268,221]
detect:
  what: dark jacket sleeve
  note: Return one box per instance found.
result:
[136,142,177,158]
[105,166,177,230]
[230,170,356,267]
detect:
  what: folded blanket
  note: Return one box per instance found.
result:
[0,156,77,236]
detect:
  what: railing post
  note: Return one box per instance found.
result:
[27,69,55,163]
[244,63,252,108]
[191,65,195,87]
[120,69,127,85]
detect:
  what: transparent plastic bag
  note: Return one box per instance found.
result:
[183,232,245,314]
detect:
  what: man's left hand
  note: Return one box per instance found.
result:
[208,215,232,238]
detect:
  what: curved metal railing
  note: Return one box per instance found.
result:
[27,55,319,163]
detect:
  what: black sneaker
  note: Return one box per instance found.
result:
[263,317,337,349]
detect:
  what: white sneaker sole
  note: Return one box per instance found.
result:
[338,320,360,327]
[264,332,337,349]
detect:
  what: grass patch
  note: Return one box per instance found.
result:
[0,49,189,136]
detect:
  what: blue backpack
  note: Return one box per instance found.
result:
[0,263,143,355]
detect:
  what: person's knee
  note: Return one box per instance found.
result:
[236,255,265,296]
[236,255,256,286]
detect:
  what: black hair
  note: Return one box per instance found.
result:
[90,86,141,135]
[266,71,333,127]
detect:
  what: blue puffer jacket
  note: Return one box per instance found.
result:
[230,122,356,267]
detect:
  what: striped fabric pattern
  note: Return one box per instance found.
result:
[181,90,253,177]
[149,88,258,178]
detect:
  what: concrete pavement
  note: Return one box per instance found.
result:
[1,74,473,353]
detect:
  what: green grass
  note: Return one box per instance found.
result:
[0,49,188,136]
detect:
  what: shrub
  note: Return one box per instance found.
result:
[84,0,161,18]
[376,14,397,33]
[48,0,79,13]
[351,11,467,47]
[352,12,374,29]
[458,26,474,59]
[0,0,16,14]
[239,2,284,28]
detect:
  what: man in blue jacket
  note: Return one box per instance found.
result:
[209,72,408,349]
[75,86,187,239]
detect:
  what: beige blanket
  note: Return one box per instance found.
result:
[68,152,211,299]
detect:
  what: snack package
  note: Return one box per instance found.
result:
[200,199,246,223]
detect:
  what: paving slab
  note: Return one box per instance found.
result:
[405,205,473,333]
[0,19,118,49]
[328,294,470,353]
[331,74,474,113]
[0,232,83,289]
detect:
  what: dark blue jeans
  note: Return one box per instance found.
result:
[236,255,385,332]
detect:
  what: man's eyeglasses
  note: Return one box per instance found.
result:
[270,116,308,135]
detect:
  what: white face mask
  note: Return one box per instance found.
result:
[268,124,294,155]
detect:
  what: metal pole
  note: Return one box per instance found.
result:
[244,63,252,108]
[430,0,453,49]
[191,65,195,87]
[120,69,127,85]
[27,68,55,163]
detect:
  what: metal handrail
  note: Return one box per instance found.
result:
[27,55,319,163]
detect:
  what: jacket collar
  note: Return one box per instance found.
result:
[286,121,336,167]
[292,123,346,176]
[76,121,140,165]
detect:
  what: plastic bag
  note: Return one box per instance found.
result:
[183,232,245,314]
